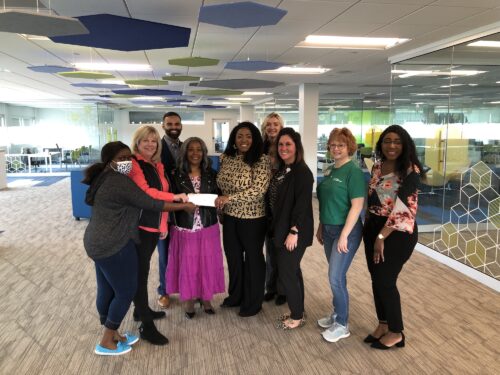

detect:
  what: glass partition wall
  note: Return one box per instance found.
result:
[390,33,500,280]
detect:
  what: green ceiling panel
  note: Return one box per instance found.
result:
[125,79,168,86]
[191,89,243,96]
[168,57,219,67]
[59,71,115,79]
[163,75,200,81]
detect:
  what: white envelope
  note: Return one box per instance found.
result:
[188,193,218,207]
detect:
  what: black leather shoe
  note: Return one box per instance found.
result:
[275,295,287,306]
[238,308,261,317]
[363,334,382,343]
[204,308,215,315]
[263,292,276,302]
[371,333,405,350]
[139,321,169,346]
[185,311,195,319]
[220,298,240,308]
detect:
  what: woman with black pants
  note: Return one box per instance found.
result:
[363,124,425,350]
[129,126,188,345]
[215,122,271,317]
[268,128,314,330]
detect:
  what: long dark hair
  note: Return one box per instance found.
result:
[276,127,304,169]
[177,137,211,173]
[82,141,130,185]
[224,121,264,166]
[375,125,425,178]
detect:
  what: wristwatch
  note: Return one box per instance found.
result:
[377,233,385,240]
[289,229,298,235]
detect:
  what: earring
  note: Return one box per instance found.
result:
[233,144,237,149]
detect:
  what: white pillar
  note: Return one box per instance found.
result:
[239,105,255,123]
[299,83,319,187]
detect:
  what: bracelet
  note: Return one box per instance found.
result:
[289,229,298,235]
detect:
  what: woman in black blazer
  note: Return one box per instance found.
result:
[268,127,314,330]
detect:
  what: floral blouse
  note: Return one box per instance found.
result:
[176,175,202,232]
[367,161,420,233]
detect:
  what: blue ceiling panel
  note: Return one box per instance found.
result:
[199,2,287,28]
[112,89,183,96]
[50,14,191,51]
[71,83,129,89]
[28,65,75,73]
[189,105,226,109]
[225,61,285,71]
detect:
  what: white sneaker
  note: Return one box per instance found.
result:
[317,313,337,329]
[322,323,350,343]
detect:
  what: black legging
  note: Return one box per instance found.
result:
[363,214,417,333]
[222,215,267,315]
[276,244,306,320]
[133,229,160,322]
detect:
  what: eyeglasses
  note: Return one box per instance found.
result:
[329,143,346,149]
[382,139,402,145]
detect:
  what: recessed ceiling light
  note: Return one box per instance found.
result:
[258,66,330,74]
[467,40,500,48]
[242,91,272,96]
[296,35,409,50]
[73,63,152,72]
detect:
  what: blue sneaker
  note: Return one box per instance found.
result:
[94,341,132,356]
[123,332,139,346]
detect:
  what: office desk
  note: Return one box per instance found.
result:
[6,152,60,173]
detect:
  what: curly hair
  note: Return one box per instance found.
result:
[224,121,264,166]
[177,137,211,173]
[328,128,357,156]
[375,124,425,178]
[82,141,130,185]
[131,125,162,162]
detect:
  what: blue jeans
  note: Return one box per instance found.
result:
[323,219,363,327]
[157,235,169,296]
[94,240,138,330]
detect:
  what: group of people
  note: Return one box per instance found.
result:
[83,110,424,356]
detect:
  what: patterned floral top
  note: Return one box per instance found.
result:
[216,154,271,219]
[176,175,202,232]
[367,161,420,233]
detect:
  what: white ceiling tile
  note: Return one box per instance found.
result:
[450,9,500,27]
[399,5,487,26]
[369,23,442,38]
[431,0,500,7]
[328,3,423,24]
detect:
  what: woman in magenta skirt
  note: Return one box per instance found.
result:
[166,137,224,318]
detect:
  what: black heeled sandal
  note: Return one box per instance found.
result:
[371,332,405,350]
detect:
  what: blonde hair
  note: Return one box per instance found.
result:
[328,128,358,156]
[131,125,162,162]
[261,112,284,143]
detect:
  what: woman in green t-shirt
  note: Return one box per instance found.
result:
[316,128,366,343]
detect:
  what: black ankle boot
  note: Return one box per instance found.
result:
[139,321,169,346]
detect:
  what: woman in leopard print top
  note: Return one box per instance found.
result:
[216,122,271,317]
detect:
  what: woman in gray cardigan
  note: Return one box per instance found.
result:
[83,141,194,356]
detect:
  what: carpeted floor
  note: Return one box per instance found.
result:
[0,178,498,374]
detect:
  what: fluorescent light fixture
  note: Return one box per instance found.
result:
[226,97,251,101]
[18,34,50,41]
[488,101,500,104]
[393,69,486,78]
[131,96,164,101]
[363,100,373,103]
[467,40,500,48]
[414,93,450,96]
[73,63,152,72]
[101,79,126,85]
[440,84,465,88]
[296,35,409,50]
[242,91,271,96]
[140,105,155,108]
[258,66,330,74]
[393,99,411,101]
[468,83,478,86]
